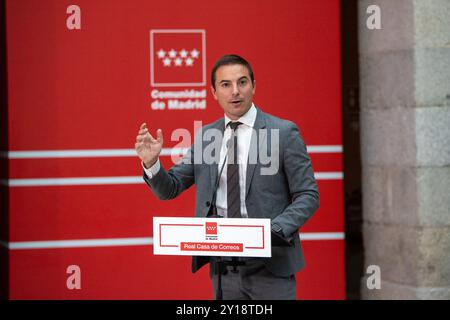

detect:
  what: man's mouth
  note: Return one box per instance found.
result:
[230,100,242,106]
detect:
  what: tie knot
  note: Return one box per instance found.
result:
[228,121,242,131]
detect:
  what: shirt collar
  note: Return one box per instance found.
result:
[224,103,257,129]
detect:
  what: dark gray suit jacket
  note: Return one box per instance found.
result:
[143,107,319,277]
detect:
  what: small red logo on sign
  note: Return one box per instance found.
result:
[205,222,217,235]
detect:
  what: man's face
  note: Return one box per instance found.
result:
[211,64,255,120]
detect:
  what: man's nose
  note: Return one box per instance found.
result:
[232,83,239,95]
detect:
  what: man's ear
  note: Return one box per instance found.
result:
[252,80,256,94]
[210,85,218,100]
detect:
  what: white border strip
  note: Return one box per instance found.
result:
[2,232,344,250]
[6,148,189,159]
[6,238,154,250]
[300,232,345,241]
[306,145,343,153]
[7,176,144,187]
[6,172,342,187]
[6,146,342,159]
[314,172,343,180]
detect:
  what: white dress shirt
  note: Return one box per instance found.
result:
[143,104,257,218]
[215,104,256,218]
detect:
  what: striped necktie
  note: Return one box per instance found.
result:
[227,121,242,218]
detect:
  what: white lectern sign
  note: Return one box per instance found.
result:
[153,217,271,257]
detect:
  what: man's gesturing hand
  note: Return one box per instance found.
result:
[135,123,163,168]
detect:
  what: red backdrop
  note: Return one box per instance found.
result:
[6,0,344,299]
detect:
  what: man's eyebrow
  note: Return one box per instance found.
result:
[219,76,249,83]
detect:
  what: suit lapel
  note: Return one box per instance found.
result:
[209,118,226,191]
[245,108,266,198]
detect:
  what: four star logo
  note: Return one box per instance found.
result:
[150,30,206,87]
[156,48,200,67]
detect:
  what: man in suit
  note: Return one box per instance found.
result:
[135,54,319,299]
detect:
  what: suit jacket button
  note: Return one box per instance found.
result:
[206,201,211,207]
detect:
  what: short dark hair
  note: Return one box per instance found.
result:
[211,54,254,90]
